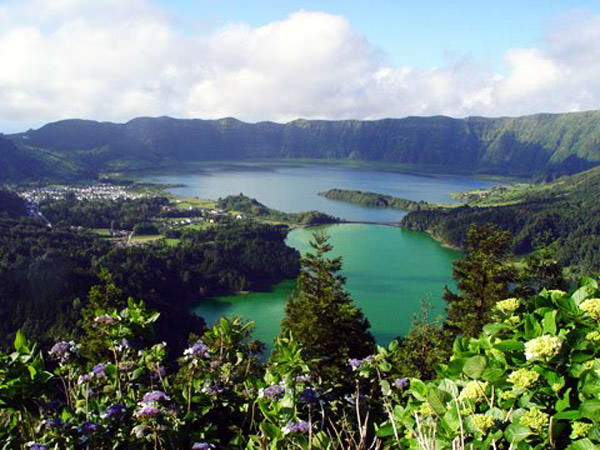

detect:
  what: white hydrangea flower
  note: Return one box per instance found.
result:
[524,335,562,361]
[496,298,520,314]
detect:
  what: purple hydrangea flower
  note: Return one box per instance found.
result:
[192,443,215,450]
[259,384,286,401]
[394,378,410,390]
[45,418,63,429]
[347,358,362,370]
[101,404,126,419]
[92,363,108,378]
[78,373,93,384]
[79,421,101,434]
[142,390,170,403]
[135,406,163,418]
[28,444,48,450]
[344,393,367,405]
[299,388,319,404]
[150,366,166,380]
[184,340,210,360]
[295,374,312,383]
[202,384,228,395]
[282,420,310,435]
[49,340,78,363]
[94,314,118,325]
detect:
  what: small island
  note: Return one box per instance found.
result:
[319,188,439,212]
[217,193,341,226]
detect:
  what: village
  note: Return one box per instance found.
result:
[15,183,246,247]
[18,184,146,204]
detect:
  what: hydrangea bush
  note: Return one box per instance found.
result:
[369,278,600,449]
[2,279,600,449]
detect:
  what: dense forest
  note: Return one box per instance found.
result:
[39,196,171,230]
[4,110,600,182]
[0,196,300,352]
[319,188,434,212]
[401,166,600,273]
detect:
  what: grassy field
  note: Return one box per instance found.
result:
[130,234,163,244]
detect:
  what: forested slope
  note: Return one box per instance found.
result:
[4,110,600,180]
[401,166,600,272]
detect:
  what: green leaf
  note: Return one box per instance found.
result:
[260,422,282,440]
[580,400,600,420]
[504,424,531,443]
[567,438,597,450]
[380,380,391,396]
[13,330,27,353]
[572,285,596,306]
[554,410,581,420]
[494,340,524,352]
[555,388,572,412]
[409,379,428,400]
[376,424,395,437]
[542,310,557,335]
[463,355,487,379]
[426,388,446,416]
[27,365,37,379]
[523,314,542,339]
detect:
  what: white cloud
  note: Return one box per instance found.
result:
[0,0,600,131]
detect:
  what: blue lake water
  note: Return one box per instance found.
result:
[142,161,500,346]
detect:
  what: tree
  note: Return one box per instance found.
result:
[280,232,374,379]
[79,269,126,359]
[443,223,517,337]
[516,243,569,297]
[392,302,452,380]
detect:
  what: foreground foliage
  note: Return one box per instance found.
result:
[2,268,600,448]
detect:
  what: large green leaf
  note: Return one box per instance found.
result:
[566,439,597,450]
[13,330,28,353]
[463,355,487,379]
[579,399,600,420]
[542,310,557,335]
[504,424,531,443]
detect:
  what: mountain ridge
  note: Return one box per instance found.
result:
[3,110,600,181]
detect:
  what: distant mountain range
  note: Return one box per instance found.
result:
[2,110,600,181]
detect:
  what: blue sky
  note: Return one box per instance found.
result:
[153,0,598,69]
[1,0,600,132]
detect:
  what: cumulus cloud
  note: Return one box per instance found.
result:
[0,0,599,131]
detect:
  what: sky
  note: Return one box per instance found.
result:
[1,0,600,133]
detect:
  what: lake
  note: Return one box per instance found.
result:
[142,161,500,347]
[144,161,500,222]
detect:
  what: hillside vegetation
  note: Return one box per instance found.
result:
[402,166,600,272]
[319,188,437,212]
[216,193,340,226]
[2,230,600,448]
[4,111,600,181]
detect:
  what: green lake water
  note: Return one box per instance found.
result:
[142,162,497,349]
[194,224,459,347]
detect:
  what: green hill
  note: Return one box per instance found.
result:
[3,111,600,181]
[401,166,600,272]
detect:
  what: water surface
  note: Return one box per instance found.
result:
[142,162,497,348]
[195,224,459,347]
[144,161,499,222]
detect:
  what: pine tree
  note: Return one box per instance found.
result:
[393,302,453,380]
[443,224,517,337]
[281,232,374,378]
[516,243,569,297]
[80,269,126,359]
